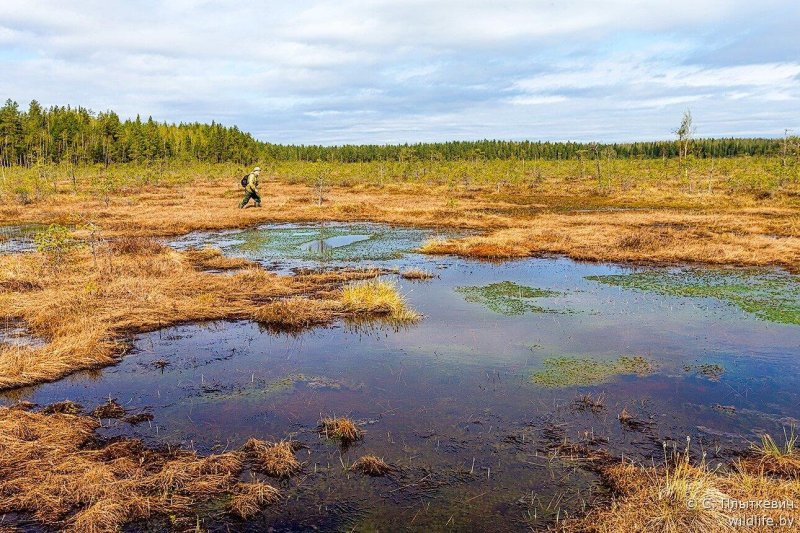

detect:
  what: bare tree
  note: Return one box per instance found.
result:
[591,143,602,189]
[672,109,697,191]
[784,129,793,167]
[673,109,694,169]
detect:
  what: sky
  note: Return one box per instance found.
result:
[1,0,798,145]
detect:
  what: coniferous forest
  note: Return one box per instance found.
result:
[1,99,795,167]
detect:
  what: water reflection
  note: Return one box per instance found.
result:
[3,224,800,530]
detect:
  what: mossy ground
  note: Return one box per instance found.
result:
[531,355,652,387]
[586,269,800,325]
[455,281,561,316]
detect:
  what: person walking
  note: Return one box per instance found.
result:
[239,166,262,208]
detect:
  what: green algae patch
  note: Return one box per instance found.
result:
[456,281,561,316]
[684,363,725,381]
[191,374,358,405]
[531,355,652,387]
[586,270,800,326]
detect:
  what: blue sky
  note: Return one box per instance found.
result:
[1,0,798,144]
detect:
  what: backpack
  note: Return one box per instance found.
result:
[240,174,249,187]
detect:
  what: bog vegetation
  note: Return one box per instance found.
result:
[1,100,800,531]
[1,99,799,205]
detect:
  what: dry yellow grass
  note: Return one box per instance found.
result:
[255,278,421,332]
[421,210,800,271]
[319,416,363,443]
[399,267,436,280]
[1,172,797,272]
[242,438,302,478]
[0,240,390,390]
[561,435,800,533]
[0,406,280,530]
[230,481,281,519]
[340,279,421,322]
[566,460,800,533]
[351,455,392,476]
[253,296,340,333]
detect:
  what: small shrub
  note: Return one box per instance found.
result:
[34,224,80,261]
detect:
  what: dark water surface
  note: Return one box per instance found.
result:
[0,224,44,254]
[3,223,800,531]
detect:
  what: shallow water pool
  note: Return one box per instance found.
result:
[4,223,800,530]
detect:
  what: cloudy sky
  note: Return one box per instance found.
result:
[1,0,798,144]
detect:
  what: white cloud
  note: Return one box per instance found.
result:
[506,96,569,106]
[0,0,798,143]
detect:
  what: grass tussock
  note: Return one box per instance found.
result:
[743,428,800,478]
[319,416,363,444]
[242,438,302,478]
[420,237,528,259]
[90,398,126,419]
[399,268,435,280]
[42,400,83,415]
[253,297,338,332]
[0,239,384,390]
[229,481,281,519]
[340,279,421,323]
[351,455,392,476]
[0,406,280,530]
[563,438,800,533]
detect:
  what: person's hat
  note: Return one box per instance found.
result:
[253,166,261,172]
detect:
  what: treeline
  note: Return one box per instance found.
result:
[0,100,262,167]
[263,137,789,163]
[0,99,793,167]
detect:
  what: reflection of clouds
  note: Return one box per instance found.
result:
[0,0,797,142]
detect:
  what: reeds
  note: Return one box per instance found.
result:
[573,393,605,413]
